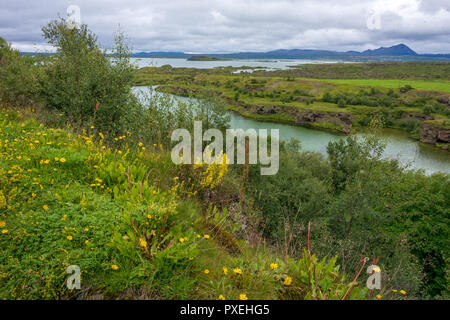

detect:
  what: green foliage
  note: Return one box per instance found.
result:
[283,250,368,300]
[399,84,414,93]
[0,41,42,106]
[39,19,136,136]
[0,108,369,300]
[245,130,448,298]
[327,130,385,191]
[398,118,423,134]
[0,37,7,49]
[246,139,331,241]
[384,171,450,297]
[193,91,231,131]
[0,110,201,299]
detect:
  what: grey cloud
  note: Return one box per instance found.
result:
[1,0,449,54]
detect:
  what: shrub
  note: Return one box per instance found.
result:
[398,118,422,134]
[39,19,136,136]
[399,85,413,93]
[0,40,42,107]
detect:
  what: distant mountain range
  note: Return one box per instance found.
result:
[132,44,450,61]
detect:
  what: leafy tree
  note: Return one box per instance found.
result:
[39,19,135,135]
[246,139,331,242]
[194,91,231,132]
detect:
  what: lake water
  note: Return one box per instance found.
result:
[131,57,339,70]
[133,86,450,175]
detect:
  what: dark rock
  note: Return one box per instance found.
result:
[293,96,308,102]
[437,96,450,106]
[402,112,434,121]
[420,123,450,145]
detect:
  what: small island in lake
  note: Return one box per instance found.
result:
[187,55,230,61]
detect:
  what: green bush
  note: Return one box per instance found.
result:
[398,118,422,134]
[39,19,136,136]
[0,40,42,107]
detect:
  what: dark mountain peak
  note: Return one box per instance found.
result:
[362,44,417,56]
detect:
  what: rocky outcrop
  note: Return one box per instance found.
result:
[241,104,353,133]
[437,96,450,106]
[420,124,450,150]
[293,110,353,133]
[402,112,434,121]
[163,86,195,96]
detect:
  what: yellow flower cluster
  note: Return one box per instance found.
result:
[193,151,229,190]
[139,238,148,248]
[0,190,6,209]
[0,220,7,234]
[284,276,292,286]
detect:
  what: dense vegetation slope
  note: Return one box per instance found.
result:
[0,107,369,300]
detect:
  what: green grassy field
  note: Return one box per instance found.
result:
[311,78,450,93]
[264,62,450,81]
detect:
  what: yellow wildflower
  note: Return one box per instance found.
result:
[1,229,8,234]
[43,205,49,210]
[239,294,248,300]
[223,267,228,275]
[376,294,382,299]
[204,234,210,239]
[218,295,225,300]
[179,237,185,243]
[233,268,242,275]
[0,221,5,228]
[400,290,406,295]
[67,236,73,241]
[284,276,292,286]
[59,158,66,163]
[139,238,148,247]
[111,265,119,270]
[204,269,210,275]
[270,263,278,270]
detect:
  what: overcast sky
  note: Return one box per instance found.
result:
[1,0,449,54]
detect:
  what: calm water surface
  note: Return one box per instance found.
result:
[131,57,339,70]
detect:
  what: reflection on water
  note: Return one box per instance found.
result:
[133,86,450,175]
